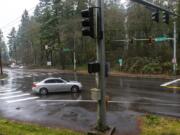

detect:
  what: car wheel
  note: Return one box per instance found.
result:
[40,88,48,95]
[71,86,79,93]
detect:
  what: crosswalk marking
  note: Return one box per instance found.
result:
[0,89,17,93]
[0,93,30,99]
[0,91,22,96]
[0,88,14,91]
[37,99,97,103]
[6,97,39,104]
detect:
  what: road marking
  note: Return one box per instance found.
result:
[0,93,30,99]
[160,79,180,87]
[26,75,32,77]
[37,99,97,103]
[109,101,180,107]
[164,86,180,89]
[0,91,22,96]
[37,100,180,107]
[6,97,39,104]
[0,88,15,91]
[0,89,17,92]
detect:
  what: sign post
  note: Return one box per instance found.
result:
[173,22,177,75]
[118,59,123,71]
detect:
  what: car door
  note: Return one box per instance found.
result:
[54,79,67,92]
[44,79,57,92]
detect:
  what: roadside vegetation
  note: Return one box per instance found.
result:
[120,57,180,75]
[0,0,178,75]
[141,115,180,135]
[0,118,84,135]
[0,74,7,79]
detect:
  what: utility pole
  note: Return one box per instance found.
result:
[173,21,177,75]
[96,0,107,131]
[0,31,3,75]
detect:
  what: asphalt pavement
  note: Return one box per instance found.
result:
[0,68,179,134]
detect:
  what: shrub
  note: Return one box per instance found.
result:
[142,63,162,74]
[161,62,172,74]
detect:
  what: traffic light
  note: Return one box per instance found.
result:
[162,11,169,24]
[151,11,159,23]
[81,7,95,38]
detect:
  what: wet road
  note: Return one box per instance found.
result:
[0,68,179,134]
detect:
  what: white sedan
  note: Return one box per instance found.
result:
[32,77,82,95]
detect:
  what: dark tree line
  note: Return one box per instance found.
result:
[6,0,180,74]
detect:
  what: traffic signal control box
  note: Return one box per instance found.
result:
[88,62,100,74]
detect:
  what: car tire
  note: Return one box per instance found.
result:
[71,86,79,93]
[40,88,48,95]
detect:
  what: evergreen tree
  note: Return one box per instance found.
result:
[7,27,16,61]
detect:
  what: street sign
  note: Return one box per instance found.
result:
[45,45,49,50]
[155,36,168,42]
[118,59,123,66]
[47,61,52,66]
[63,48,71,52]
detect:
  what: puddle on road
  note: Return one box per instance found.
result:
[0,80,7,86]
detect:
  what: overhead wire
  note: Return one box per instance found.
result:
[0,6,37,34]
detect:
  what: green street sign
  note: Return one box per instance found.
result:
[63,48,71,52]
[118,59,123,66]
[155,36,168,42]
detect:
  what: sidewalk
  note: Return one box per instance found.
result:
[28,68,178,80]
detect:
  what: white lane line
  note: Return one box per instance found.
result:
[0,91,22,96]
[37,100,180,107]
[161,79,180,87]
[0,93,30,99]
[6,97,39,104]
[0,89,17,93]
[109,101,180,107]
[0,88,15,91]
[37,100,97,103]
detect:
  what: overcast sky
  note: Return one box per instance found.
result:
[0,0,126,42]
[0,0,39,41]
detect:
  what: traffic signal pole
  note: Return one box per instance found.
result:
[96,0,107,131]
[131,0,179,17]
[73,33,77,81]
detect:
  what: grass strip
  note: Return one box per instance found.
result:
[0,118,84,135]
[141,115,180,135]
[0,74,7,79]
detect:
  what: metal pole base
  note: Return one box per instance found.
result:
[87,127,116,135]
